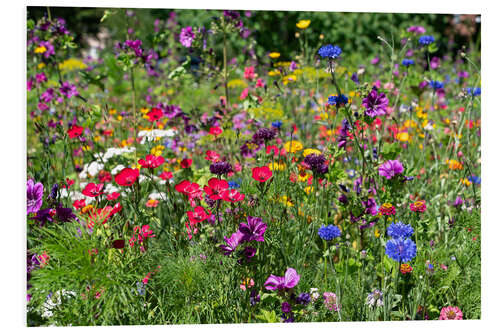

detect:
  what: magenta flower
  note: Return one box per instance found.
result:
[239,216,267,242]
[59,81,78,99]
[379,160,404,179]
[179,26,195,48]
[220,231,244,255]
[362,88,389,117]
[264,268,300,291]
[27,179,44,214]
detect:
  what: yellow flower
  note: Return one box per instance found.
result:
[460,178,471,186]
[304,186,314,194]
[268,161,286,171]
[81,205,94,214]
[403,119,417,128]
[282,74,297,85]
[140,107,149,114]
[446,159,463,170]
[397,132,409,142]
[34,45,47,54]
[109,108,117,115]
[58,58,87,72]
[374,229,381,238]
[284,140,303,153]
[280,196,294,207]
[228,79,248,88]
[151,145,165,156]
[296,20,311,29]
[38,63,46,69]
[269,52,281,59]
[117,115,123,121]
[303,148,322,157]
[268,69,281,76]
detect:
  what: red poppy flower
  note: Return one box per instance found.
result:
[63,178,75,188]
[98,170,112,183]
[68,125,84,139]
[111,202,122,215]
[205,150,221,163]
[106,192,120,201]
[82,183,104,197]
[209,126,223,136]
[180,158,192,168]
[114,168,140,186]
[147,107,163,122]
[159,171,173,180]
[138,154,165,169]
[187,206,211,225]
[252,166,273,182]
[175,180,200,195]
[73,199,86,210]
[204,178,229,201]
[266,145,279,156]
[222,189,245,203]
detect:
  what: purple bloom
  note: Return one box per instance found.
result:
[59,81,78,99]
[296,292,311,305]
[453,196,464,207]
[27,179,44,214]
[281,302,291,313]
[264,267,300,291]
[38,41,55,58]
[407,26,426,34]
[210,161,233,176]
[179,26,195,48]
[35,72,47,84]
[40,88,55,103]
[362,88,389,117]
[239,216,267,242]
[362,198,378,216]
[252,128,277,144]
[304,154,328,175]
[220,231,244,255]
[378,160,404,179]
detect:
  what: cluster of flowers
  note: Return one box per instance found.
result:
[385,222,417,263]
[220,216,267,262]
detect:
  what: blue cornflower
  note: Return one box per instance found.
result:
[468,175,481,184]
[318,224,342,241]
[387,222,414,239]
[271,120,283,129]
[318,44,342,59]
[418,35,435,45]
[136,281,146,296]
[385,238,417,263]
[327,94,349,107]
[228,180,241,189]
[466,87,481,96]
[401,59,414,67]
[429,80,444,90]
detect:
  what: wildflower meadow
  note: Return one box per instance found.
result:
[26,7,481,326]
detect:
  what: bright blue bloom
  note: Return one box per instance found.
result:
[429,80,444,90]
[468,175,481,184]
[418,35,435,45]
[466,87,481,96]
[401,59,414,67]
[327,94,349,106]
[271,120,283,129]
[385,238,417,263]
[318,44,342,59]
[318,224,341,241]
[387,222,414,239]
[228,180,241,189]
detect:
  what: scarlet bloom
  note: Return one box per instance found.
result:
[139,154,165,169]
[175,180,201,196]
[82,183,104,197]
[68,125,84,139]
[187,206,212,225]
[205,150,221,163]
[252,166,273,182]
[98,170,112,183]
[115,168,140,186]
[159,171,173,180]
[147,107,163,122]
[209,126,223,136]
[222,189,245,203]
[73,199,86,210]
[106,192,120,201]
[180,158,192,168]
[204,178,229,201]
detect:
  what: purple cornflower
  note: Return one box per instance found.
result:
[387,222,414,239]
[220,231,244,255]
[252,128,277,144]
[281,302,291,313]
[337,119,351,149]
[385,238,417,263]
[304,153,328,175]
[239,216,267,242]
[210,161,233,176]
[27,179,44,214]
[179,26,195,48]
[318,224,341,241]
[362,88,389,117]
[296,292,311,305]
[264,267,300,291]
[362,198,378,216]
[418,35,435,45]
[59,81,78,99]
[378,160,404,180]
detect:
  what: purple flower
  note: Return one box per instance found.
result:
[453,196,464,207]
[281,302,291,313]
[210,161,233,176]
[362,88,389,117]
[239,216,267,242]
[220,231,244,255]
[264,267,300,291]
[40,88,55,103]
[179,26,195,48]
[27,179,44,214]
[59,81,78,99]
[362,198,378,216]
[35,72,47,84]
[378,160,404,180]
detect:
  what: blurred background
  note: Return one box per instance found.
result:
[27,6,480,61]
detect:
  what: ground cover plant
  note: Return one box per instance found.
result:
[26,7,481,326]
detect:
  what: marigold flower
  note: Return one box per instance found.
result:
[284,140,303,153]
[400,263,413,274]
[269,52,281,59]
[296,19,311,29]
